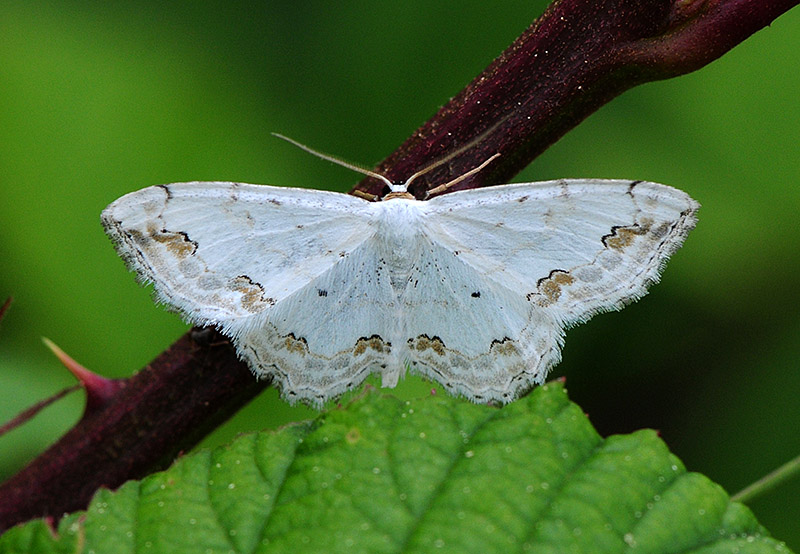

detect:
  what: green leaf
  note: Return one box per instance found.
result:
[0,383,792,554]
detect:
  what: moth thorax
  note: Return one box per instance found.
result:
[377,201,421,276]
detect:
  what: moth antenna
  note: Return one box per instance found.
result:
[403,117,507,191]
[272,133,393,189]
[425,153,501,198]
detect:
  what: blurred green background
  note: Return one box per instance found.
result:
[2,0,799,547]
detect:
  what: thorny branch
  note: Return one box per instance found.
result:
[1,0,797,533]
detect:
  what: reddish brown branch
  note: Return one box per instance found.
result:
[1,0,796,534]
[353,0,797,199]
[0,330,266,531]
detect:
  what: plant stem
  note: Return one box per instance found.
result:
[732,453,800,504]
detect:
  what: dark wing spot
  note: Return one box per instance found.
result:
[229,275,275,311]
[534,269,574,305]
[602,223,648,250]
[353,334,390,356]
[627,180,643,195]
[490,337,519,356]
[409,334,446,356]
[283,333,308,354]
[536,269,574,287]
[471,291,481,298]
[150,229,198,258]
[157,184,173,200]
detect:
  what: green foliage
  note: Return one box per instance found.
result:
[0,384,791,554]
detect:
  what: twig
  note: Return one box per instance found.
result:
[731,453,800,504]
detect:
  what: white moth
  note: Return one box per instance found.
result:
[102,138,698,406]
